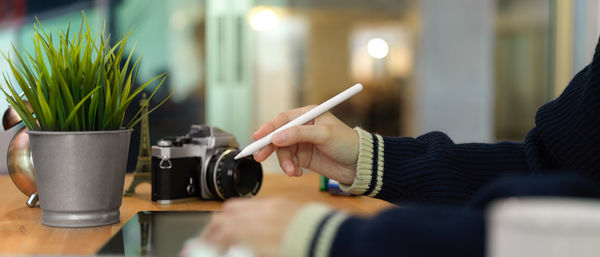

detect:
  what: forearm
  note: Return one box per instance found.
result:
[343,128,530,204]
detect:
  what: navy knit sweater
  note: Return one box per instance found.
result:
[375,42,600,204]
[281,38,600,257]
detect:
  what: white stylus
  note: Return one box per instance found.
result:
[234,83,364,160]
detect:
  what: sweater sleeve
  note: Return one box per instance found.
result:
[280,203,349,257]
[280,203,484,257]
[341,127,529,204]
[329,206,485,257]
[280,174,600,257]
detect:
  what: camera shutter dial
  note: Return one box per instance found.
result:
[157,139,173,147]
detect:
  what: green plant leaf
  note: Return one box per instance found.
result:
[1,10,172,131]
[126,74,167,126]
[62,85,101,130]
[1,75,39,130]
[128,82,174,128]
[36,76,55,130]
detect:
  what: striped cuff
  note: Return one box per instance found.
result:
[339,127,384,197]
[281,203,349,257]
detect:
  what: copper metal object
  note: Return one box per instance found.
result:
[3,101,38,207]
[2,101,33,129]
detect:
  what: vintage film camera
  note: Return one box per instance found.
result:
[151,125,263,203]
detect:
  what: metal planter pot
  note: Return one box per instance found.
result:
[27,129,132,228]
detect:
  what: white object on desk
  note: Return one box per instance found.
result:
[488,197,600,257]
[234,83,363,160]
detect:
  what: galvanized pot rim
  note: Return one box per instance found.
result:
[26,129,132,135]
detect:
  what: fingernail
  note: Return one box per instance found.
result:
[273,132,285,143]
[284,162,294,174]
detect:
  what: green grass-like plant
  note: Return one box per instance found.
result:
[1,11,171,131]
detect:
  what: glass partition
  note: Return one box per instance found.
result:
[1,0,599,173]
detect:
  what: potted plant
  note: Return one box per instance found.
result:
[1,12,170,227]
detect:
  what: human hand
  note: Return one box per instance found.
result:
[252,105,359,185]
[197,198,304,257]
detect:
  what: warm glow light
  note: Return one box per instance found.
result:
[367,38,389,59]
[249,9,278,31]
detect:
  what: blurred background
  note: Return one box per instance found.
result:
[0,0,599,173]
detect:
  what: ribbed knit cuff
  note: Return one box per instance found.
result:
[339,127,384,197]
[281,203,349,257]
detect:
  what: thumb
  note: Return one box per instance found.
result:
[271,125,330,147]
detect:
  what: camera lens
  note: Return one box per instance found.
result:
[206,149,263,200]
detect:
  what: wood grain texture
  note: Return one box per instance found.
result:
[0,172,391,255]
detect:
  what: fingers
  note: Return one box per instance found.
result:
[200,213,223,243]
[200,214,234,254]
[252,105,316,140]
[200,199,261,249]
[260,123,331,176]
[252,105,319,162]
[296,141,314,169]
[253,144,275,162]
[272,124,330,147]
[222,197,256,212]
[196,198,298,257]
[276,145,302,176]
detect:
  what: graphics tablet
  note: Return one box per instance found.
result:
[97,211,213,256]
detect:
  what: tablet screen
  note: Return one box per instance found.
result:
[97,211,213,256]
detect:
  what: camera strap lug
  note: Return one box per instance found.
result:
[159,155,172,170]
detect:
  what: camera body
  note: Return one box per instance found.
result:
[151,125,262,203]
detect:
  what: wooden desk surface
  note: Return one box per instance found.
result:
[0,172,391,255]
